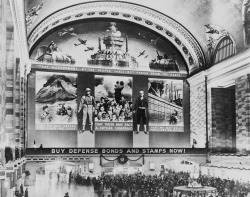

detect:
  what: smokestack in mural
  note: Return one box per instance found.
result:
[98,36,101,51]
[126,36,128,53]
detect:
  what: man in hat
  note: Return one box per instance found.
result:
[78,88,96,133]
[133,90,148,134]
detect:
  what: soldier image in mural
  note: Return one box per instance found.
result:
[78,88,96,134]
[133,91,148,134]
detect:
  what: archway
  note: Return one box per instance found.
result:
[28,1,205,75]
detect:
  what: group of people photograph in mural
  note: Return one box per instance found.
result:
[94,75,133,124]
[35,72,183,134]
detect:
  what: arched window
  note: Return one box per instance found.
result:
[213,36,236,64]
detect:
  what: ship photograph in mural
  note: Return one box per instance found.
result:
[30,21,187,77]
[148,78,183,132]
[35,71,78,130]
[87,22,138,69]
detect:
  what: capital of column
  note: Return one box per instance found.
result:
[187,71,206,87]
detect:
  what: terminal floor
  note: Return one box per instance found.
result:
[28,174,96,197]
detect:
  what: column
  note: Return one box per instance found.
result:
[187,72,207,148]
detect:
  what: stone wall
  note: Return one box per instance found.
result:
[236,74,250,153]
[188,73,207,148]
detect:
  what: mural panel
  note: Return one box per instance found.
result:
[35,71,78,130]
[31,21,187,77]
[94,75,133,131]
[148,78,183,132]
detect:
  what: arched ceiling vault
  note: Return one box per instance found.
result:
[27,1,206,75]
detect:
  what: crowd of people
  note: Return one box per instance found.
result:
[80,170,250,197]
[94,96,133,122]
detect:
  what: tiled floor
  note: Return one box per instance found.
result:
[28,174,95,197]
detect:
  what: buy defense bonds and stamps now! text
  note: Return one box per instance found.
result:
[33,148,206,154]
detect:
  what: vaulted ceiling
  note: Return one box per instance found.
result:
[25,0,245,50]
[11,0,246,75]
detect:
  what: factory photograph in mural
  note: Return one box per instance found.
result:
[148,78,183,132]
[35,71,78,130]
[30,21,187,77]
[94,75,133,131]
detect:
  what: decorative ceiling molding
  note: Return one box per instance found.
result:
[188,48,250,88]
[206,48,250,88]
[187,71,206,87]
[27,1,205,75]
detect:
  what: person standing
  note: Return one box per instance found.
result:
[64,192,69,197]
[20,184,24,196]
[24,188,28,197]
[114,81,124,104]
[133,90,148,134]
[78,88,96,133]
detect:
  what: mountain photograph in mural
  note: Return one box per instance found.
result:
[35,71,78,130]
[36,74,77,103]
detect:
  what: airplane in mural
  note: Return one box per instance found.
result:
[26,3,43,29]
[205,24,220,34]
[58,27,77,37]
[137,32,148,40]
[74,38,88,46]
[205,24,229,36]
[147,38,159,46]
[138,50,146,57]
[85,47,94,52]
